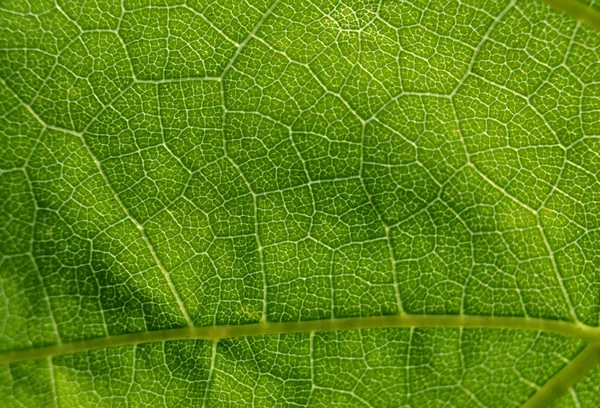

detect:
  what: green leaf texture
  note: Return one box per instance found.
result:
[1,0,600,406]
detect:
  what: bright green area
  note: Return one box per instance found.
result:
[1,0,599,406]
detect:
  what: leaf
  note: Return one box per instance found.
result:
[1,0,599,406]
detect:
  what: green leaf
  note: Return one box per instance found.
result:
[1,0,599,406]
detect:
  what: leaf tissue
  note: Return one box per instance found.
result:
[1,0,599,406]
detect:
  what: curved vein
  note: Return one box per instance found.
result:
[1,314,600,365]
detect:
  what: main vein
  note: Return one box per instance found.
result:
[538,0,600,30]
[2,314,600,364]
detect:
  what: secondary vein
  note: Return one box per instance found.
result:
[521,341,600,408]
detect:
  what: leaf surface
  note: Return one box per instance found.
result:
[1,0,600,406]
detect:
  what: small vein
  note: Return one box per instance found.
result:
[220,0,281,79]
[48,356,59,408]
[450,0,517,98]
[201,340,218,408]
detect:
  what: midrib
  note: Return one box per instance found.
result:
[2,314,600,364]
[538,0,600,31]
